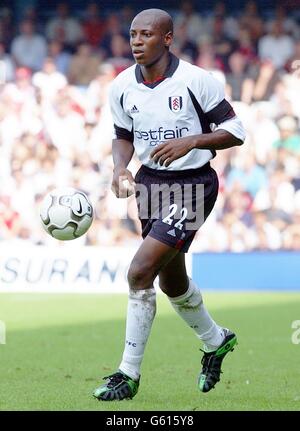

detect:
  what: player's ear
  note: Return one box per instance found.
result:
[164,31,173,48]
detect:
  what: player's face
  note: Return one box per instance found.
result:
[129,17,172,66]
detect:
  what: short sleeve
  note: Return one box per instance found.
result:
[190,68,246,142]
[190,69,236,125]
[109,82,133,141]
[198,70,225,113]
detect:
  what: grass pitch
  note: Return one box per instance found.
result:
[0,292,299,411]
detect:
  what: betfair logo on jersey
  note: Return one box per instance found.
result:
[169,96,182,112]
[134,126,189,146]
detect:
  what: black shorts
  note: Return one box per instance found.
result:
[134,163,219,253]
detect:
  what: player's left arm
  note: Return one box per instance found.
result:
[151,72,246,167]
[150,129,242,166]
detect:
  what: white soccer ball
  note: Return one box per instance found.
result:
[40,187,93,240]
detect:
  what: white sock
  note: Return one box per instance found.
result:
[119,287,156,380]
[168,279,225,352]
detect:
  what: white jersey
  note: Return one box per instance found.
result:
[109,54,245,171]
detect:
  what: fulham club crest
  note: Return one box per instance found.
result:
[169,96,182,112]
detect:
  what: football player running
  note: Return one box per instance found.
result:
[93,8,245,401]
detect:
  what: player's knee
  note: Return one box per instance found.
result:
[127,260,155,288]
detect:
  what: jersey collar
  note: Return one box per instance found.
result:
[135,53,180,88]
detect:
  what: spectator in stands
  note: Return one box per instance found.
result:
[68,42,101,87]
[2,66,35,109]
[0,196,21,240]
[82,2,106,47]
[250,103,280,164]
[239,0,260,24]
[85,63,116,161]
[227,152,268,198]
[273,116,300,155]
[252,60,281,101]
[32,57,67,100]
[239,1,265,48]
[205,1,239,41]
[47,40,72,76]
[174,0,204,41]
[285,40,300,75]
[45,2,83,51]
[119,5,135,35]
[223,188,252,224]
[0,41,15,82]
[43,92,86,159]
[233,28,257,65]
[172,23,198,62]
[86,62,116,121]
[258,20,295,70]
[205,16,234,71]
[283,210,300,250]
[100,14,128,59]
[220,212,251,252]
[266,4,300,39]
[253,167,296,215]
[0,7,13,47]
[226,51,255,102]
[106,34,133,74]
[22,5,43,34]
[284,226,300,250]
[249,211,281,251]
[11,20,47,72]
[195,35,224,71]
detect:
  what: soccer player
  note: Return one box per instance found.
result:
[93,8,245,401]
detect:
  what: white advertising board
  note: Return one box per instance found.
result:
[0,246,192,293]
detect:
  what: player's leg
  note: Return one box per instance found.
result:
[118,236,179,378]
[159,253,226,351]
[159,253,237,393]
[93,236,179,401]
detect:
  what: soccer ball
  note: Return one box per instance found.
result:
[40,187,93,240]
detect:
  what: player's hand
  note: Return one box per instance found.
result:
[111,167,136,198]
[150,137,195,167]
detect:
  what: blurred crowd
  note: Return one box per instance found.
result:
[0,1,300,251]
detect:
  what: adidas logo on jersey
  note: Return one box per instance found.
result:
[167,229,176,237]
[130,105,139,114]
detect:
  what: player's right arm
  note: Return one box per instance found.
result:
[111,139,135,198]
[109,76,135,198]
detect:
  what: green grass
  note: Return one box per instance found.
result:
[0,292,300,411]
